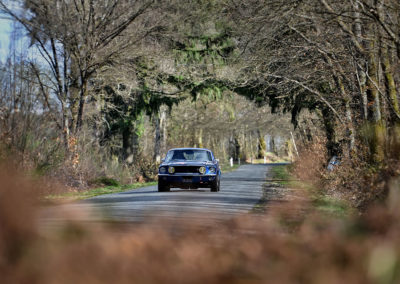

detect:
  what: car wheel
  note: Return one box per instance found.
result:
[210,178,220,192]
[158,182,170,192]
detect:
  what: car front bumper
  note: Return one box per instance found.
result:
[158,174,217,188]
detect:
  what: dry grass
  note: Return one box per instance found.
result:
[1,162,400,284]
[291,137,327,187]
[0,131,158,194]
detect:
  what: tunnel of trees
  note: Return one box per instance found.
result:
[0,0,399,196]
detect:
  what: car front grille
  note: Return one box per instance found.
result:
[174,166,200,173]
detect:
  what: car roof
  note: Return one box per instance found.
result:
[168,148,212,152]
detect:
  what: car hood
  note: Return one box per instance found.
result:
[160,161,215,167]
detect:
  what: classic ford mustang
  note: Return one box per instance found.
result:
[158,148,221,192]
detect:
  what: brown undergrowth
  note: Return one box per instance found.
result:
[291,136,400,210]
[0,134,158,194]
[1,163,400,284]
[290,138,327,187]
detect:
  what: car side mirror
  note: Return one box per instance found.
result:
[215,159,219,163]
[161,159,165,163]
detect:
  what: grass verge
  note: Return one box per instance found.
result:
[44,181,157,203]
[270,165,291,186]
[252,164,289,213]
[278,164,353,217]
[312,195,351,217]
[250,158,291,164]
[221,163,240,173]
[254,164,352,218]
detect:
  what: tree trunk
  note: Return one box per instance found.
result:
[257,130,266,159]
[73,78,88,134]
[242,129,247,160]
[123,123,139,165]
[345,99,355,155]
[368,36,382,123]
[154,105,168,162]
[249,131,254,159]
[221,137,227,161]
[354,2,368,121]
[61,100,70,150]
[335,74,355,155]
[154,114,161,162]
[228,132,240,161]
[198,128,203,148]
[366,31,385,163]
[322,108,338,157]
[381,43,400,122]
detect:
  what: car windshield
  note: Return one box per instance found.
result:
[165,149,212,162]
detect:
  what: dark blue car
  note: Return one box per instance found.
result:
[158,148,221,192]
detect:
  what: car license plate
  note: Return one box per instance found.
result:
[183,178,192,183]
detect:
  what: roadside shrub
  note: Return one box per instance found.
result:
[291,131,400,211]
[88,177,120,187]
[291,137,327,187]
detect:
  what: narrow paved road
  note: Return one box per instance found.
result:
[42,164,270,227]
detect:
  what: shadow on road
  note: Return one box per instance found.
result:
[85,194,259,205]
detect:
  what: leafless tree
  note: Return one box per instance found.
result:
[0,0,161,147]
[225,0,400,160]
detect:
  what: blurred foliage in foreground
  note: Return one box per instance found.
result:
[1,164,400,284]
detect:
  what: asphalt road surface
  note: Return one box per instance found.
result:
[42,164,271,227]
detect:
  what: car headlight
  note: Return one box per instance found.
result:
[209,167,216,174]
[199,166,206,174]
[159,167,166,174]
[168,166,175,174]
